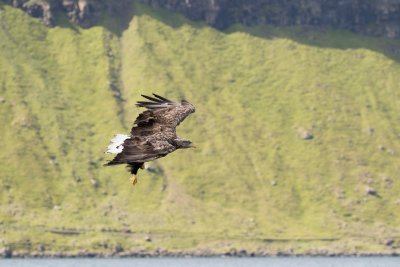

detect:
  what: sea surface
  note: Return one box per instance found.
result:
[0,257,399,267]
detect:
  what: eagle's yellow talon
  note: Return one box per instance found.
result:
[131,175,138,186]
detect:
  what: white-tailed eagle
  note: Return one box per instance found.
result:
[104,94,195,185]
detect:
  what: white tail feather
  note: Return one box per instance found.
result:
[105,134,129,154]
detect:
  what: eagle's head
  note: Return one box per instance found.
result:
[181,99,196,113]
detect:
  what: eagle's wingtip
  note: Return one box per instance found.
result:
[152,93,172,102]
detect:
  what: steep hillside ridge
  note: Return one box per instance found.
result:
[3,0,400,38]
[1,2,400,256]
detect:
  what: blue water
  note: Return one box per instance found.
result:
[1,257,399,267]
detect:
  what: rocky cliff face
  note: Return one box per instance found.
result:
[2,0,400,38]
[141,0,400,38]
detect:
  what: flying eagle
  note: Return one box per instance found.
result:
[104,94,196,185]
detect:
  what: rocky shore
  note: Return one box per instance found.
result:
[1,248,400,258]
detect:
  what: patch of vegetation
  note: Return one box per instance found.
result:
[1,2,400,255]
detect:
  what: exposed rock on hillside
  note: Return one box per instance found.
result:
[2,0,131,27]
[61,0,131,28]
[4,0,53,26]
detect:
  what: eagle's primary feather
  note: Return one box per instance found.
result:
[104,94,195,183]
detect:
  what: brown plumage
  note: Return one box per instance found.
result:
[104,93,195,184]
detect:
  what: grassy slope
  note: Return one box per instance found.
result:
[1,2,400,255]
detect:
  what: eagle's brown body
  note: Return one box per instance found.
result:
[105,94,195,183]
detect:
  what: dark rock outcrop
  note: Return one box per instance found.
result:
[61,0,131,28]
[1,0,131,28]
[2,0,54,26]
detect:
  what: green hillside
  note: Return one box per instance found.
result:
[1,2,400,256]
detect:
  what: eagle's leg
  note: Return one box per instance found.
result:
[131,174,138,185]
[129,163,143,186]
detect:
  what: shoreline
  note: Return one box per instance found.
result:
[2,250,400,258]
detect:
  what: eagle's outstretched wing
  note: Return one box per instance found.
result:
[132,93,195,134]
[105,94,195,166]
